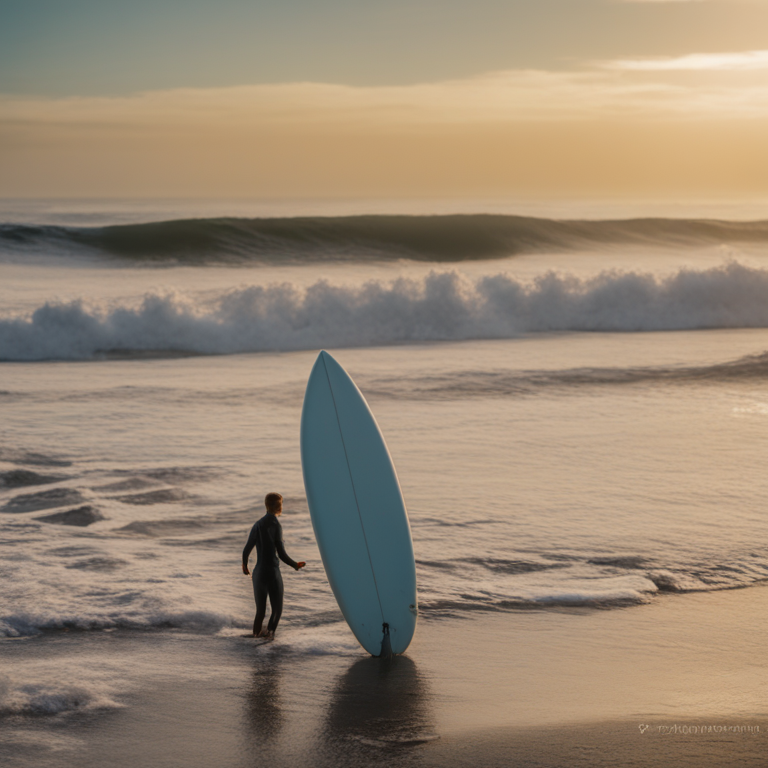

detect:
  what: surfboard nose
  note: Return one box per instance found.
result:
[308,350,332,380]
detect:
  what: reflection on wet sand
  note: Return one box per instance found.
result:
[321,655,438,764]
[242,654,284,744]
[241,650,437,767]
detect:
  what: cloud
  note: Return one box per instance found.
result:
[3,63,768,198]
[3,63,768,135]
[606,49,768,70]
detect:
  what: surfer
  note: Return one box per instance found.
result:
[242,493,306,638]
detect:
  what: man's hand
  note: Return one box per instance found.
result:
[295,561,306,571]
[242,563,250,576]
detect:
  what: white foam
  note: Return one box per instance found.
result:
[0,605,236,639]
[0,669,124,715]
[219,622,361,655]
[3,262,768,360]
[273,623,363,656]
[0,547,242,638]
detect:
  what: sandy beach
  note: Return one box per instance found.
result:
[3,583,766,768]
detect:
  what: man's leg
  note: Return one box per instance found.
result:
[252,572,268,636]
[266,570,284,636]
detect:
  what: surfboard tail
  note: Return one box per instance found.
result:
[379,623,393,658]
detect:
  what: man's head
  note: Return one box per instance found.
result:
[265,492,283,516]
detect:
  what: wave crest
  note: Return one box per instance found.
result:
[4,263,768,361]
[3,214,768,263]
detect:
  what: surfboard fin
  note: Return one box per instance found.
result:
[380,622,393,658]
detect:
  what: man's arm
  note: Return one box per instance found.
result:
[242,524,258,575]
[274,522,303,570]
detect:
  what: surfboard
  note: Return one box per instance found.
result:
[300,350,417,656]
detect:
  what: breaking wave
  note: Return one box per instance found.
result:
[2,214,768,263]
[4,262,768,360]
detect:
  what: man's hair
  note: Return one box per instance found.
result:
[264,492,283,511]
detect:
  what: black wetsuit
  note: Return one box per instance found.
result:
[242,514,298,634]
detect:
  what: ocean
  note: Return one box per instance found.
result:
[2,197,768,766]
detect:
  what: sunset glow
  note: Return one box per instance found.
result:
[2,0,768,198]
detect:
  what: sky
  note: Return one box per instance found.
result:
[2,0,768,199]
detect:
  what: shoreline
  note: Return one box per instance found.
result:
[3,584,768,767]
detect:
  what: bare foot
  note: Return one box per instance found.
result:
[257,629,269,638]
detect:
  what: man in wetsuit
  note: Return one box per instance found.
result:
[242,492,306,638]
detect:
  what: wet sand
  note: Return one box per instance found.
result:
[422,719,766,768]
[2,585,767,768]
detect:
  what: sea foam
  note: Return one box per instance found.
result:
[3,263,768,361]
[0,671,124,715]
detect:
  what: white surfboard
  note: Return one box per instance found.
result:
[300,350,417,656]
